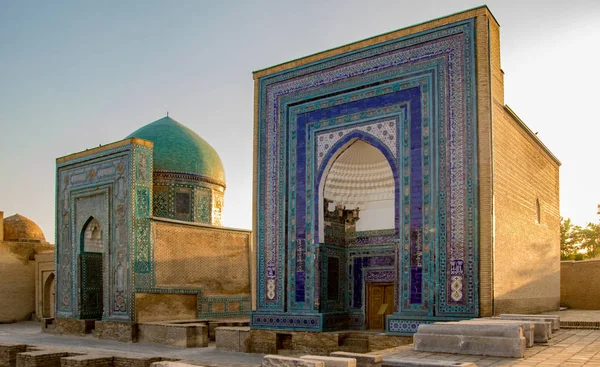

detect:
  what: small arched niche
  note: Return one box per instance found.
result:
[319,139,395,240]
[82,217,103,253]
[43,273,55,318]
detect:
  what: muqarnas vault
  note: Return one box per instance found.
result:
[251,6,560,334]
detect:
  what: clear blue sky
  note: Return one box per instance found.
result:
[1,0,599,241]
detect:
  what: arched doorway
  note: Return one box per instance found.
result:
[43,273,55,318]
[79,217,103,320]
[319,138,396,330]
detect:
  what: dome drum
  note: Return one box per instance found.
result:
[126,116,226,225]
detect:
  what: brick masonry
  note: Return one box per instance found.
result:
[0,343,27,367]
[561,259,600,310]
[94,321,138,343]
[492,105,561,315]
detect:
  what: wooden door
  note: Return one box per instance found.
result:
[366,283,394,330]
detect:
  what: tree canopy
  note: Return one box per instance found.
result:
[561,205,600,260]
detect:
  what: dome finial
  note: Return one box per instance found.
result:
[166,111,169,117]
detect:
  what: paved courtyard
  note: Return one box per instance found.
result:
[379,328,600,366]
[1,310,599,366]
[0,322,264,367]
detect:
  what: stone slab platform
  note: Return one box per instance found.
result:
[451,319,535,346]
[262,355,324,367]
[382,359,476,367]
[329,352,381,367]
[301,355,357,367]
[414,323,526,358]
[499,314,559,331]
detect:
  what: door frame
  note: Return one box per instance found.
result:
[365,282,394,330]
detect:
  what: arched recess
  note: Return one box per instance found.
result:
[316,134,398,242]
[79,216,104,319]
[81,217,103,253]
[43,273,55,318]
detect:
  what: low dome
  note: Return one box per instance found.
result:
[126,116,225,186]
[3,214,47,243]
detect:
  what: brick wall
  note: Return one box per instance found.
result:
[153,220,251,296]
[561,259,600,309]
[135,294,197,323]
[492,106,561,314]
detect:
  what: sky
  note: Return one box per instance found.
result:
[0,0,599,241]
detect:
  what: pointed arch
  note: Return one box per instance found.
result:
[315,131,399,242]
[81,216,102,253]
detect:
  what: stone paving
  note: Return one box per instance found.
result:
[2,310,600,366]
[0,322,263,367]
[379,329,600,366]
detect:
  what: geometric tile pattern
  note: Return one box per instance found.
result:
[254,19,479,331]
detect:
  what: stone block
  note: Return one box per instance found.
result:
[191,324,209,348]
[113,355,163,367]
[95,321,137,342]
[138,323,207,348]
[0,343,27,367]
[498,314,559,331]
[60,355,113,367]
[16,351,75,367]
[301,355,357,367]
[262,355,324,367]
[490,317,552,343]
[382,359,477,367]
[53,318,88,336]
[150,363,197,367]
[208,319,250,341]
[414,323,525,358]
[216,326,251,352]
[450,319,535,347]
[329,352,382,367]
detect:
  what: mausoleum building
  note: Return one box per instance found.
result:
[54,116,252,336]
[251,6,560,335]
[0,212,54,323]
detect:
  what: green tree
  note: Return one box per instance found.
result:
[560,217,583,260]
[579,220,600,259]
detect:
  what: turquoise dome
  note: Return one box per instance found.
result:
[126,117,225,186]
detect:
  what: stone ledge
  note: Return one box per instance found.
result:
[263,355,324,367]
[413,333,525,358]
[382,359,477,367]
[301,355,357,367]
[498,314,560,331]
[330,352,382,367]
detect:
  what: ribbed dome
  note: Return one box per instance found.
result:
[3,214,47,243]
[324,140,394,206]
[126,116,225,186]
